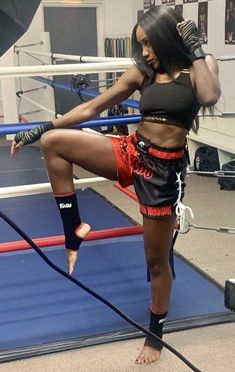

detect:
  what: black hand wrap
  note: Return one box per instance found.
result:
[144,309,168,351]
[177,20,206,62]
[14,121,55,146]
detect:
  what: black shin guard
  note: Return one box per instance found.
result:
[144,309,168,351]
[55,192,83,251]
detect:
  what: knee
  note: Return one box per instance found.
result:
[40,130,59,152]
[146,256,169,277]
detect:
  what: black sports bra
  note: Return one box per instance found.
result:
[139,70,201,131]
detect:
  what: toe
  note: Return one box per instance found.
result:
[66,249,78,274]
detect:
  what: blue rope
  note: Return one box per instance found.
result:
[0,115,141,135]
[32,76,139,109]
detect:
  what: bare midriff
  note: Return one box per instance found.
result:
[137,120,188,149]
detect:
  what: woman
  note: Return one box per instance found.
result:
[11,6,220,365]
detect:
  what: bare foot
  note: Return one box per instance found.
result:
[66,222,91,274]
[75,222,91,239]
[135,345,161,365]
[66,249,78,275]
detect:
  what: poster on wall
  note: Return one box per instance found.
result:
[162,0,175,5]
[225,0,235,44]
[175,5,183,16]
[198,1,208,44]
[144,0,156,10]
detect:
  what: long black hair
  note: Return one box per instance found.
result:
[132,6,215,133]
[132,6,191,86]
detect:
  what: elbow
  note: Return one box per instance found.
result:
[200,89,221,107]
[203,96,219,107]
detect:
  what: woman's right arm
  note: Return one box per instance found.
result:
[52,65,144,128]
[11,65,144,155]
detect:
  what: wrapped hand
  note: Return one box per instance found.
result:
[11,121,54,155]
[14,121,55,146]
[177,20,206,62]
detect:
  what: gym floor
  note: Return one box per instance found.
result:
[0,144,235,372]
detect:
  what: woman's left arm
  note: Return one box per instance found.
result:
[191,54,221,106]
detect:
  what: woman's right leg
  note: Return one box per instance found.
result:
[40,129,119,273]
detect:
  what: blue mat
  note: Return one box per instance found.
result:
[0,146,48,186]
[0,190,133,243]
[0,235,229,353]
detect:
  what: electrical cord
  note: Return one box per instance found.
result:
[0,210,201,372]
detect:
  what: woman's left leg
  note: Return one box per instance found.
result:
[41,129,118,274]
[135,214,176,365]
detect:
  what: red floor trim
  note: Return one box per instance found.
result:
[114,183,138,202]
[0,225,143,253]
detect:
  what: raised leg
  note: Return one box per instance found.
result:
[41,129,118,273]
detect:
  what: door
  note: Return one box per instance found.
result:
[44,6,98,114]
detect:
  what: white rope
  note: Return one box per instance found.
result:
[82,128,103,135]
[15,48,235,62]
[0,177,111,199]
[174,172,194,231]
[15,48,132,63]
[0,61,133,78]
[187,223,235,234]
[187,170,235,178]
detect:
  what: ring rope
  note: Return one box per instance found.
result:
[0,177,110,199]
[185,222,235,234]
[0,61,133,78]
[14,48,132,63]
[188,170,235,178]
[14,46,235,62]
[31,76,139,109]
[0,115,141,135]
[0,209,201,372]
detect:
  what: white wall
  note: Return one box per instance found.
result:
[104,0,132,37]
[104,0,143,37]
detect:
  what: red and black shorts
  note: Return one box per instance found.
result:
[110,132,188,218]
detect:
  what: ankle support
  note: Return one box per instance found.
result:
[55,192,83,251]
[144,309,168,351]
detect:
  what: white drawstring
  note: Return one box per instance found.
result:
[174,172,194,231]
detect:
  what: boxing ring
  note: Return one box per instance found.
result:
[0,54,235,366]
